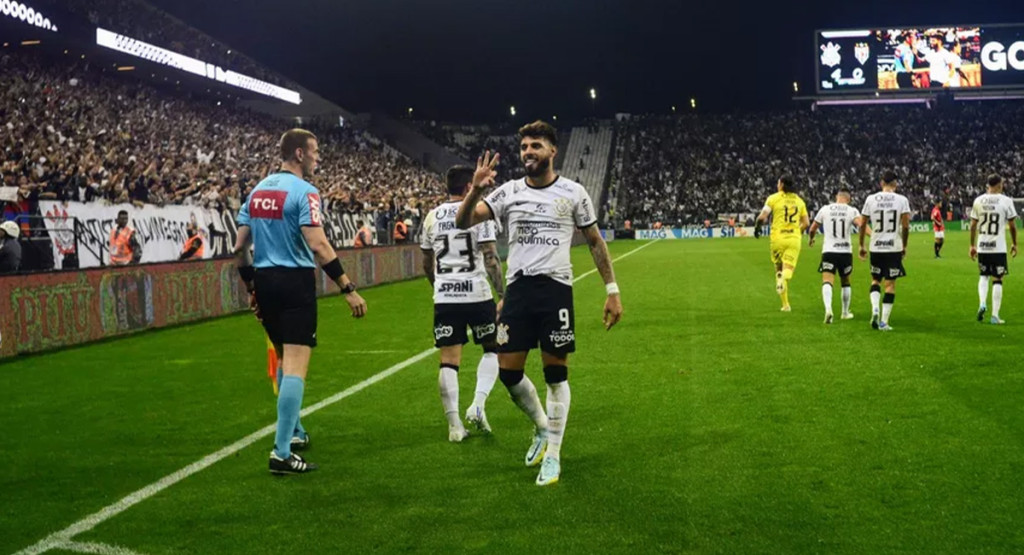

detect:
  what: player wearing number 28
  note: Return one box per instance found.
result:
[455,120,623,486]
[420,166,506,442]
[969,174,1018,325]
[756,176,809,312]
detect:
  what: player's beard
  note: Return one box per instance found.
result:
[524,156,550,178]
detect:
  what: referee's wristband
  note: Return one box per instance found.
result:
[605,282,620,296]
[322,258,345,282]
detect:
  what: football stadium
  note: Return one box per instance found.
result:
[4,2,1024,554]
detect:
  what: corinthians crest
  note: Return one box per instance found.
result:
[496,323,509,346]
[45,204,75,255]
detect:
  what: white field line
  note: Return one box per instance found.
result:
[12,238,659,555]
[57,541,149,555]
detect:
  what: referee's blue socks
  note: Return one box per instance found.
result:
[274,375,305,458]
[277,366,307,439]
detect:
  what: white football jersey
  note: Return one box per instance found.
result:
[814,203,861,254]
[484,176,597,286]
[862,192,911,253]
[970,193,1018,254]
[420,201,497,304]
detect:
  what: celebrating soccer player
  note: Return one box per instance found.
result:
[420,166,505,442]
[808,189,861,323]
[755,176,809,312]
[970,174,1019,324]
[455,120,623,486]
[234,129,368,475]
[858,171,911,331]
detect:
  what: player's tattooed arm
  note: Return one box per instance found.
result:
[900,213,910,255]
[422,250,435,286]
[481,242,505,299]
[583,224,617,286]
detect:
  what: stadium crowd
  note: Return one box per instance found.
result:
[613,104,1024,227]
[0,50,444,239]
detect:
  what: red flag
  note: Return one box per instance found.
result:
[265,334,279,396]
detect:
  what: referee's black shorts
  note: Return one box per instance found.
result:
[254,267,318,347]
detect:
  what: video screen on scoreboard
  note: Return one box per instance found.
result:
[817,25,1024,93]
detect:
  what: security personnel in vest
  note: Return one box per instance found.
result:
[109,209,142,265]
[179,222,205,260]
[393,216,409,244]
[0,221,22,274]
[354,219,372,248]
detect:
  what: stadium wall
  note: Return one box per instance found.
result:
[0,245,424,359]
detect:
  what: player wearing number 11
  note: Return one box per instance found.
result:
[859,171,911,331]
[756,176,809,312]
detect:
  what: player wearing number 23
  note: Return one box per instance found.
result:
[756,176,809,312]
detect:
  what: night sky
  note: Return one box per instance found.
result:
[147,0,1024,122]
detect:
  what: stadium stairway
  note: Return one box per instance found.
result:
[558,125,614,218]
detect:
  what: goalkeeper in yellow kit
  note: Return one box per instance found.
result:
[755,176,809,311]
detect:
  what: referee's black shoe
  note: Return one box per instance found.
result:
[269,452,318,475]
[291,432,311,452]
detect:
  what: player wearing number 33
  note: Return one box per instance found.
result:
[756,176,809,312]
[455,120,623,486]
[969,174,1018,325]
[858,170,911,331]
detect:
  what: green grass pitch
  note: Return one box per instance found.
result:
[4,231,1024,554]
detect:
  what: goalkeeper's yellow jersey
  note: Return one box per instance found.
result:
[764,192,807,240]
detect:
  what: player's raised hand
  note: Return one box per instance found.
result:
[345,291,368,318]
[470,150,500,194]
[603,294,623,330]
[969,245,978,260]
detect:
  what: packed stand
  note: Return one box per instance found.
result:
[0,49,445,247]
[614,105,1024,227]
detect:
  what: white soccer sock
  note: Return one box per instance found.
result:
[993,282,1003,318]
[545,381,572,460]
[473,353,499,407]
[978,276,990,308]
[882,295,894,324]
[507,375,549,431]
[870,290,881,314]
[438,366,462,428]
[822,283,834,314]
[841,286,852,314]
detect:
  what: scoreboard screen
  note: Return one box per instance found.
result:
[816,25,1024,94]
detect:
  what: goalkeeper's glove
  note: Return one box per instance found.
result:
[754,224,762,239]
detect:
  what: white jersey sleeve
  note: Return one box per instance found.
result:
[575,186,598,229]
[484,181,515,223]
[475,219,497,244]
[419,209,436,251]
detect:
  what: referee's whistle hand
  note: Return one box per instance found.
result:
[346,292,367,318]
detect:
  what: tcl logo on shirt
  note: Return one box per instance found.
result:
[250,190,288,219]
[307,193,322,226]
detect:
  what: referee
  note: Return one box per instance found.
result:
[234,128,367,475]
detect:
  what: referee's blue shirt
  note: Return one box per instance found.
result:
[237,172,323,269]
